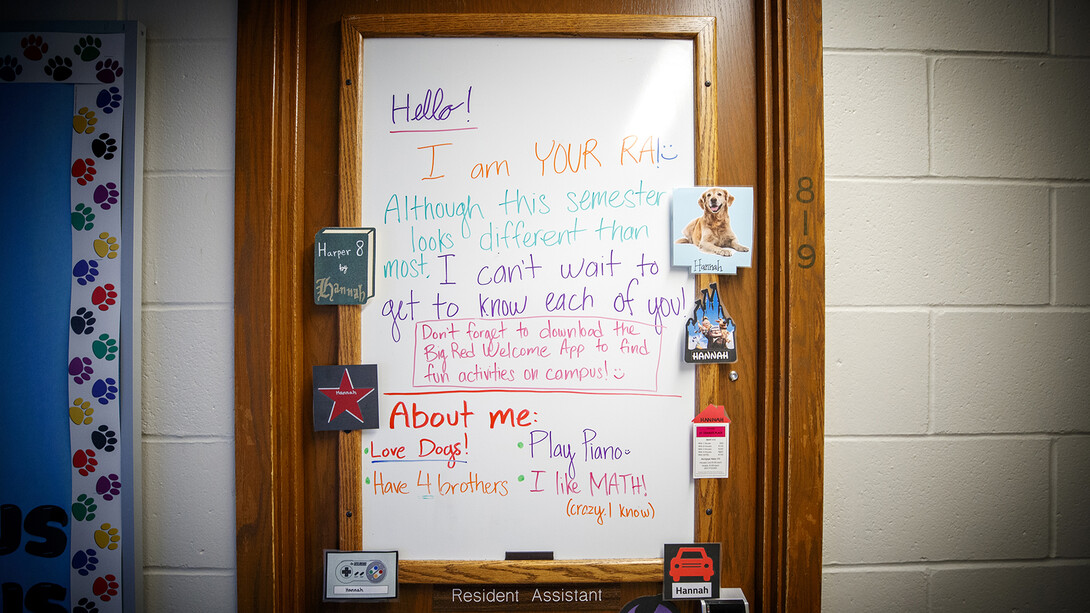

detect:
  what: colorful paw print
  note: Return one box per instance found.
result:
[71,307,96,335]
[72,202,96,231]
[75,36,103,62]
[69,356,94,384]
[0,55,22,82]
[95,474,121,501]
[95,58,123,83]
[74,107,97,134]
[73,448,98,476]
[21,35,48,61]
[92,334,118,362]
[94,523,121,551]
[91,424,117,452]
[72,547,100,576]
[92,283,117,311]
[73,259,99,285]
[92,377,118,405]
[45,55,73,81]
[92,574,119,602]
[73,597,99,613]
[72,494,98,522]
[70,397,94,425]
[72,158,97,186]
[93,182,119,210]
[91,134,117,160]
[94,232,119,259]
[96,87,122,114]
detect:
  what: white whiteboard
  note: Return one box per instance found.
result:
[358,37,697,560]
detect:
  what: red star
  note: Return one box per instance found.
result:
[320,369,374,423]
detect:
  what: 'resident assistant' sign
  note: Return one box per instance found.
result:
[433,584,623,611]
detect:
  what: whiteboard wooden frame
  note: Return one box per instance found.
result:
[336,14,717,584]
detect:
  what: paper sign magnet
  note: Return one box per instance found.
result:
[692,404,730,479]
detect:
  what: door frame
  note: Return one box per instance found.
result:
[234,1,824,610]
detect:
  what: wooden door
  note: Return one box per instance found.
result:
[234,1,824,611]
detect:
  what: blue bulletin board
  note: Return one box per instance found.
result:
[0,81,74,611]
[0,23,143,613]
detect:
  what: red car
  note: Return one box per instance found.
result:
[669,547,714,582]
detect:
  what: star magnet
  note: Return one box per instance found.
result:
[313,365,380,431]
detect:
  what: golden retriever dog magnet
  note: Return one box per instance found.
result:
[676,187,750,257]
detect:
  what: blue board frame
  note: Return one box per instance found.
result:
[0,22,144,613]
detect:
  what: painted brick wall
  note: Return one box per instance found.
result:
[129,0,238,609]
[6,0,238,610]
[823,1,1090,611]
[10,0,1090,610]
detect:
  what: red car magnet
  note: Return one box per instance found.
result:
[663,543,721,600]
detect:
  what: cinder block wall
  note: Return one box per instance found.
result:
[11,0,1090,610]
[134,1,237,606]
[822,1,1090,610]
[6,0,239,609]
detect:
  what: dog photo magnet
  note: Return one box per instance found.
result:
[671,186,755,275]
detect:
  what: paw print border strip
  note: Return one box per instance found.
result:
[69,52,126,613]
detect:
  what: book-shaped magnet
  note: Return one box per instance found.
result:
[315,227,376,305]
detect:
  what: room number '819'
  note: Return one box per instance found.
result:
[796,177,815,269]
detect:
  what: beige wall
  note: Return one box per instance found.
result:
[822,1,1090,610]
[9,0,1090,610]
